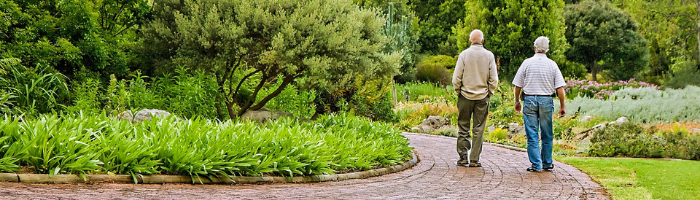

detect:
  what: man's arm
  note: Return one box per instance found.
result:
[556,87,566,117]
[514,86,522,113]
[488,57,499,95]
[452,54,464,95]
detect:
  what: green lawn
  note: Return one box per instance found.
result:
[556,156,700,200]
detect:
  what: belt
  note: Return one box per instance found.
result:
[523,94,555,97]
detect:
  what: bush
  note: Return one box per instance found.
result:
[486,128,508,143]
[588,123,664,158]
[664,62,700,89]
[588,123,700,160]
[418,55,457,69]
[415,63,450,84]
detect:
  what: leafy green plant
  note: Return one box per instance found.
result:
[485,128,508,143]
[0,60,69,116]
[0,113,413,181]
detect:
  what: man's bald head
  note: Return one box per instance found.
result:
[470,29,484,44]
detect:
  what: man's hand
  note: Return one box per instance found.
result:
[514,102,521,114]
[558,107,566,118]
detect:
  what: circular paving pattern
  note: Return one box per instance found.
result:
[0,133,607,199]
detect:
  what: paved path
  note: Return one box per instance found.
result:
[0,133,607,199]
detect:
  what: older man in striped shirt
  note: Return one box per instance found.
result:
[512,36,566,172]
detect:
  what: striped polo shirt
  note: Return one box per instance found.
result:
[512,53,566,95]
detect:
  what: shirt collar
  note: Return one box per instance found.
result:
[534,53,547,58]
[470,44,483,48]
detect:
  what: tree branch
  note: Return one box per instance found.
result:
[249,75,295,111]
[236,72,269,116]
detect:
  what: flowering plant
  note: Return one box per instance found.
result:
[563,79,659,100]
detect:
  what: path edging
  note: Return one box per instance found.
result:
[0,150,417,184]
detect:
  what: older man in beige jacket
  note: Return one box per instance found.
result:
[452,29,499,167]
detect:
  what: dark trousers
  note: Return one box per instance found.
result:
[456,94,490,162]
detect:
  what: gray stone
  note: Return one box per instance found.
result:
[580,116,593,122]
[615,117,629,124]
[411,116,451,133]
[508,123,524,138]
[118,109,171,122]
[241,108,293,123]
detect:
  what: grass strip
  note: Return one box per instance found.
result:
[556,156,700,200]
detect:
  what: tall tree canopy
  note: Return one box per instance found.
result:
[565,0,650,81]
[458,0,569,80]
[0,0,151,81]
[409,0,465,54]
[142,0,400,119]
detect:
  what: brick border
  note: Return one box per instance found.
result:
[0,150,417,184]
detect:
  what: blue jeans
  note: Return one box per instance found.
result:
[523,96,554,170]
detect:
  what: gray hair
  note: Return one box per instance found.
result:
[534,36,550,53]
[470,29,484,43]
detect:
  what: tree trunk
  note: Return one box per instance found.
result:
[226,102,236,120]
[591,61,598,82]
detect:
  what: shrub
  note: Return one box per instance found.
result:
[418,55,457,69]
[588,123,700,160]
[415,63,450,84]
[588,123,664,158]
[664,62,700,89]
[486,128,508,143]
[565,86,700,123]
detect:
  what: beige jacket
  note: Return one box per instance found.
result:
[452,44,499,100]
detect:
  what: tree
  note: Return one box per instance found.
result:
[409,0,466,54]
[614,0,697,83]
[142,0,400,119]
[0,0,151,81]
[353,0,421,82]
[458,0,569,80]
[565,1,650,81]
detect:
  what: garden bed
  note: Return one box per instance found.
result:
[0,114,414,184]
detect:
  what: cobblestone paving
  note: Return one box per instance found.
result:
[0,133,607,199]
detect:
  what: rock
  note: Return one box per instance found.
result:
[615,117,629,124]
[411,116,451,133]
[119,109,171,122]
[241,108,293,122]
[580,116,593,122]
[592,124,606,130]
[508,123,524,138]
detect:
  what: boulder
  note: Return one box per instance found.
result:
[241,108,293,122]
[580,116,593,122]
[411,116,451,133]
[118,109,171,122]
[508,123,525,138]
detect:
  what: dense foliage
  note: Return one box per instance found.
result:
[0,114,413,182]
[588,123,700,160]
[142,0,400,119]
[564,1,650,81]
[457,0,569,80]
[0,0,150,81]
